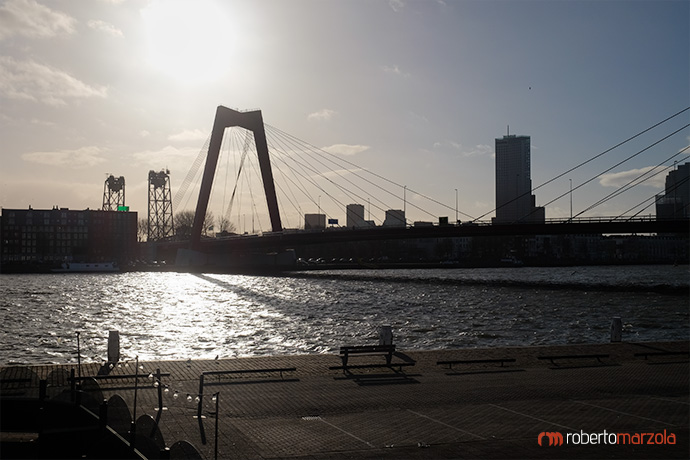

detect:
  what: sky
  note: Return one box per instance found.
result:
[0,0,688,231]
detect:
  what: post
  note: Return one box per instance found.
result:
[99,399,109,430]
[610,317,622,342]
[107,330,120,365]
[214,392,220,460]
[155,368,166,412]
[131,356,139,447]
[569,179,573,220]
[195,373,205,419]
[39,379,47,402]
[76,331,82,380]
[378,326,393,346]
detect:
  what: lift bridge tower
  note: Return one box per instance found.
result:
[148,169,174,241]
[102,175,126,211]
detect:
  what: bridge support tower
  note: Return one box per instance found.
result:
[148,169,174,241]
[190,106,282,250]
[102,175,125,211]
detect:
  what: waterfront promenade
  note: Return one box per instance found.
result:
[1,340,688,459]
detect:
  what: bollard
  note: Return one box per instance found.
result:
[610,317,622,342]
[378,326,393,346]
[107,330,120,364]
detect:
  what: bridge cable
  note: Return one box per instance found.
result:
[267,131,393,224]
[173,133,212,211]
[522,122,690,223]
[265,124,477,221]
[473,106,690,222]
[580,148,690,220]
[622,175,689,221]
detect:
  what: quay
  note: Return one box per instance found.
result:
[1,340,688,459]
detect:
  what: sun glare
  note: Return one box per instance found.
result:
[141,0,233,84]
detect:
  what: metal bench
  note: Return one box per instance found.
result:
[538,354,610,366]
[329,345,415,371]
[437,358,516,369]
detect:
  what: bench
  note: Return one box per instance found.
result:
[538,354,609,366]
[340,345,396,366]
[201,367,296,381]
[437,358,516,370]
[329,345,416,371]
[634,351,689,360]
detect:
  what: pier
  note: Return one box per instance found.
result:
[1,340,688,459]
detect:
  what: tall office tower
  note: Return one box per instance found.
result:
[494,134,544,223]
[655,162,689,220]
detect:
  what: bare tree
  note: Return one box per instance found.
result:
[216,215,237,234]
[137,218,148,242]
[174,210,214,239]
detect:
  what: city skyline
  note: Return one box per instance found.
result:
[0,0,688,230]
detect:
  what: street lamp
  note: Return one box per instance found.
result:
[455,188,458,223]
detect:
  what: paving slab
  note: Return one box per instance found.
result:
[1,340,688,459]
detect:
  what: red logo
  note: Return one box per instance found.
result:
[538,432,564,446]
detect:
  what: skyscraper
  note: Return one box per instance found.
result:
[494,134,544,223]
[655,162,689,220]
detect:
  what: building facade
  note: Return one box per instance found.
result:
[304,213,326,230]
[655,162,689,220]
[494,134,544,224]
[1,207,138,272]
[383,209,405,227]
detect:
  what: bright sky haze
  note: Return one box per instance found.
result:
[0,0,688,231]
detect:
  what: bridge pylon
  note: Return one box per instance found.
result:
[190,106,282,250]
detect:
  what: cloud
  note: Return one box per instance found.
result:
[168,129,208,142]
[0,0,76,40]
[22,146,107,168]
[130,145,199,172]
[0,56,108,105]
[382,65,410,77]
[388,0,405,12]
[321,144,370,156]
[599,166,666,189]
[87,19,123,37]
[435,141,493,157]
[307,109,337,121]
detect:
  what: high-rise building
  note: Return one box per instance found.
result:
[494,134,544,223]
[655,162,689,220]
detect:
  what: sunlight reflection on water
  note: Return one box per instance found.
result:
[0,266,687,364]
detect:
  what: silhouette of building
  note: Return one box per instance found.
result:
[655,162,689,220]
[0,207,138,272]
[493,133,544,224]
[346,204,365,228]
[383,209,405,227]
[304,213,326,230]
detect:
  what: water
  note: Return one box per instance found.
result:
[0,265,687,365]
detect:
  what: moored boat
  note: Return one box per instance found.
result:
[51,262,119,273]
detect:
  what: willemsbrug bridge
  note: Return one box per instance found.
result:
[150,106,689,269]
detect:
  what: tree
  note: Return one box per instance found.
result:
[137,218,148,242]
[216,215,236,234]
[174,210,214,239]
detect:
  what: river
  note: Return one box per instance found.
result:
[0,265,687,365]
